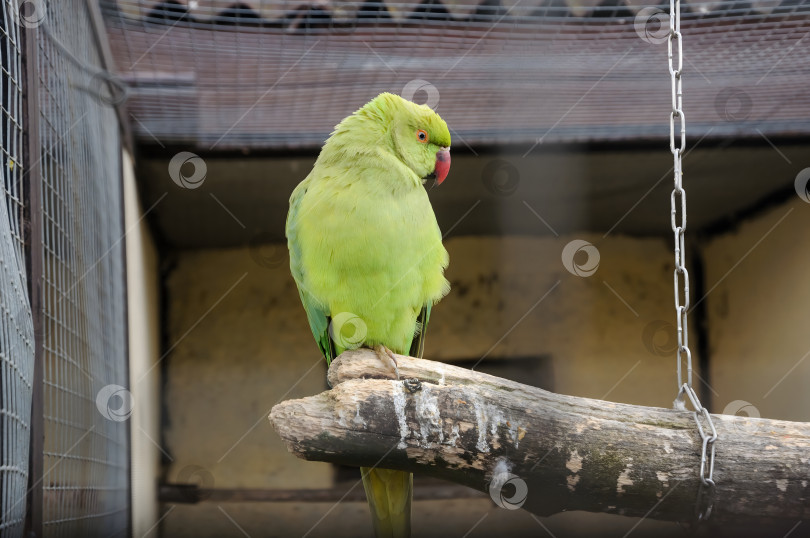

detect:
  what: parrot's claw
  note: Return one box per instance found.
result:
[374,345,400,380]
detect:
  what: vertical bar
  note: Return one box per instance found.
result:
[22,20,43,538]
[84,0,134,154]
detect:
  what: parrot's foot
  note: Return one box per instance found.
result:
[374,345,400,380]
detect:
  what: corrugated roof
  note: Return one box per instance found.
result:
[100,1,810,149]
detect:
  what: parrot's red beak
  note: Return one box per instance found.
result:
[434,148,451,185]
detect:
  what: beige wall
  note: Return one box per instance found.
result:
[124,149,163,537]
[703,195,810,422]
[428,235,693,404]
[159,233,691,536]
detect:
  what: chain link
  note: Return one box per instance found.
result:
[667,0,718,495]
[677,384,718,486]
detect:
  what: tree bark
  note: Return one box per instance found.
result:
[269,349,810,532]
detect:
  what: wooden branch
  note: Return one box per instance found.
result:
[269,350,810,529]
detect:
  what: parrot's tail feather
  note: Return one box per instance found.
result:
[360,467,412,538]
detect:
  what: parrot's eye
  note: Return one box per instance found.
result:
[416,129,428,143]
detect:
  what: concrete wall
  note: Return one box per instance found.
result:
[158,232,693,537]
[703,195,810,422]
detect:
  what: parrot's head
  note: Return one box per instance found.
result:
[326,93,452,188]
[381,93,452,186]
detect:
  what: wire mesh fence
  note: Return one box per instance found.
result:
[0,2,34,536]
[1,1,132,534]
[99,0,810,149]
[33,1,130,535]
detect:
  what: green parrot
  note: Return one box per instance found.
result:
[285,92,452,537]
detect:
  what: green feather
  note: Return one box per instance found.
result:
[287,181,336,364]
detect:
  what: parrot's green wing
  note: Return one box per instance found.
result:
[286,180,336,365]
[298,288,336,365]
[408,304,431,360]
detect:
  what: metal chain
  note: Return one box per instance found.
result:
[667,0,718,493]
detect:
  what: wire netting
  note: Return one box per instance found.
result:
[99,0,810,149]
[34,2,130,536]
[0,2,34,537]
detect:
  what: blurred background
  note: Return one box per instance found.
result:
[1,0,809,536]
